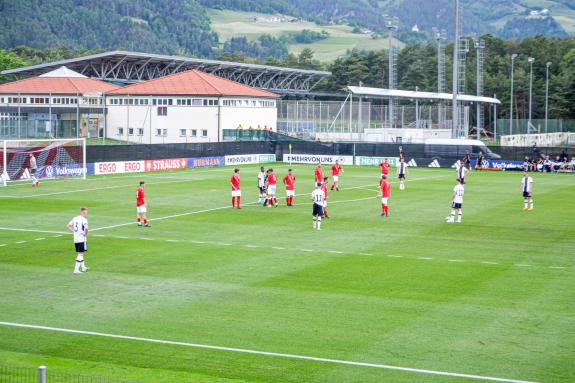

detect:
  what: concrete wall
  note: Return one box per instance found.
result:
[363,128,451,143]
[501,132,575,147]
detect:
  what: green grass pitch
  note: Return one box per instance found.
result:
[0,164,573,383]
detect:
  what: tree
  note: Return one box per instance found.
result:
[0,49,26,83]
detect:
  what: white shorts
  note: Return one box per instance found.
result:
[286,190,295,197]
[381,198,388,205]
[232,190,241,197]
[137,205,147,214]
[323,201,328,208]
[332,175,339,182]
[267,185,276,195]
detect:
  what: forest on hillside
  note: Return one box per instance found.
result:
[2,35,574,120]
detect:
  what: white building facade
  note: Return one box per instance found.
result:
[105,95,277,144]
[104,69,279,144]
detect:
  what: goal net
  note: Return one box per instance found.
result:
[1,138,86,185]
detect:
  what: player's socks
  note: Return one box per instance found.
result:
[74,255,83,273]
[313,217,317,228]
[237,197,241,209]
[450,211,455,223]
[317,218,322,230]
[144,219,148,225]
[385,206,389,216]
[331,185,334,191]
[457,212,462,223]
[232,197,236,208]
[336,187,339,191]
[137,217,142,226]
[524,200,528,210]
[529,201,534,210]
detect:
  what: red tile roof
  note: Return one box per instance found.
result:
[0,77,119,94]
[106,69,279,98]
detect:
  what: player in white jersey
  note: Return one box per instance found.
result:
[447,179,465,223]
[67,207,89,274]
[29,153,39,187]
[397,158,408,190]
[311,182,325,230]
[257,166,266,204]
[521,171,534,211]
[456,163,468,184]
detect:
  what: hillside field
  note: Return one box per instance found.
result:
[208,9,402,62]
[0,164,574,383]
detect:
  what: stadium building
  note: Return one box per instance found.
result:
[0,67,118,138]
[105,69,279,144]
[0,66,279,144]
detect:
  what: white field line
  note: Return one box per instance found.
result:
[0,177,211,199]
[0,164,294,190]
[0,226,569,271]
[0,227,68,235]
[0,322,540,383]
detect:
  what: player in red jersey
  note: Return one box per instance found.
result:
[230,168,241,209]
[321,176,329,218]
[266,168,278,207]
[136,181,150,227]
[330,160,343,191]
[379,174,391,217]
[314,163,323,184]
[378,158,391,175]
[283,169,296,206]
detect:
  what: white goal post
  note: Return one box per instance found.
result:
[1,138,86,186]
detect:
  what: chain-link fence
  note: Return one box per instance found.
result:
[277,100,455,136]
[0,366,138,383]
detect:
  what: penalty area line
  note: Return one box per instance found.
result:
[0,322,539,383]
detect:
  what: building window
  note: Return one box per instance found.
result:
[137,128,144,136]
[192,99,203,106]
[117,128,124,136]
[128,128,134,136]
[163,129,168,136]
[156,129,162,136]
[190,129,197,137]
[202,129,208,137]
[179,129,187,137]
[157,106,167,116]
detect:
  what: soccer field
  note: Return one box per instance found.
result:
[0,164,574,383]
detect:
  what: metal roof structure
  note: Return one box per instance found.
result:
[347,86,501,105]
[2,51,331,95]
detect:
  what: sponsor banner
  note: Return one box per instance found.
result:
[477,159,524,171]
[95,161,145,175]
[258,154,276,163]
[145,158,188,172]
[225,153,277,166]
[225,154,259,166]
[355,156,400,166]
[38,163,89,178]
[283,154,354,165]
[188,156,225,169]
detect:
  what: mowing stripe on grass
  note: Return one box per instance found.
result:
[0,321,540,383]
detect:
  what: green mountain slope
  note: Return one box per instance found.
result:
[0,0,218,57]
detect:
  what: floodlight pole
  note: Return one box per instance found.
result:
[452,0,460,138]
[545,61,551,133]
[510,54,517,136]
[528,57,535,126]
